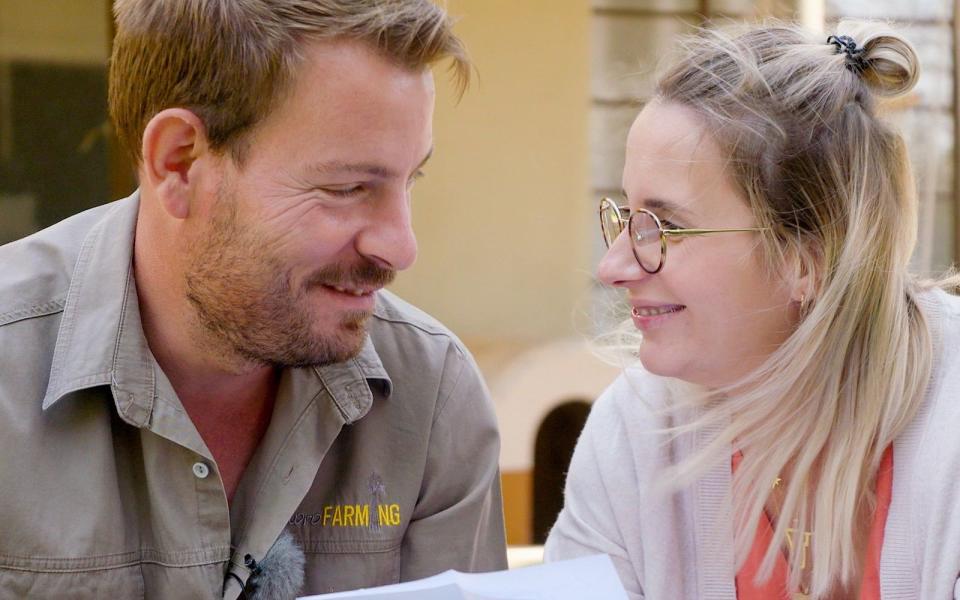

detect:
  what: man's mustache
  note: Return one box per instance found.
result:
[306,260,396,290]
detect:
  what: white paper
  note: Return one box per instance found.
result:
[298,554,628,600]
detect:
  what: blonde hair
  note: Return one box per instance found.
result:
[644,20,933,596]
[109,0,470,165]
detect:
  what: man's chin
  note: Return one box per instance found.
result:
[322,328,369,364]
[275,317,370,368]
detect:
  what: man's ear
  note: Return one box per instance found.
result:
[141,108,212,220]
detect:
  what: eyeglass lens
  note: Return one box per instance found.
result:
[599,202,624,247]
[628,211,663,272]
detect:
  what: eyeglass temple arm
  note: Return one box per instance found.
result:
[663,227,766,237]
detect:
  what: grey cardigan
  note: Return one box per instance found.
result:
[546,289,960,599]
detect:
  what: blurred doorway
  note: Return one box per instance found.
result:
[532,399,592,544]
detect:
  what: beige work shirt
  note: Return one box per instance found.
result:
[0,194,507,598]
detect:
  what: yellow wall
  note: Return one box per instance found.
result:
[0,1,109,64]
[390,0,592,346]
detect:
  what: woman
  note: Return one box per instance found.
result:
[545,20,960,600]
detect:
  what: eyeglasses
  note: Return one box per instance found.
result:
[599,197,767,274]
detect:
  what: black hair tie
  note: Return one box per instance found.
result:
[827,35,867,72]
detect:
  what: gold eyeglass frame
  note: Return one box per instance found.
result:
[599,197,767,274]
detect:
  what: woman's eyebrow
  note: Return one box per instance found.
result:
[645,198,694,219]
[622,189,695,220]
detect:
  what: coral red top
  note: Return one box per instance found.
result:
[734,446,894,600]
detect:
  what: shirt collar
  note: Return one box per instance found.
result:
[41,191,394,423]
[314,334,392,424]
[41,193,149,421]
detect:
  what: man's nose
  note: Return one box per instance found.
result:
[355,190,418,272]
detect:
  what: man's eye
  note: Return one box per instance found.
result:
[407,170,425,189]
[322,185,364,197]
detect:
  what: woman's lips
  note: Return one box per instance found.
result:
[632,305,684,317]
[630,304,685,330]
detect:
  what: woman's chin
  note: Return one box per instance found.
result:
[637,344,718,388]
[637,344,684,380]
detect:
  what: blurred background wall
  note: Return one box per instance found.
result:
[1,0,956,547]
[0,0,117,241]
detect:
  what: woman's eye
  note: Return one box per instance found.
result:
[661,220,682,231]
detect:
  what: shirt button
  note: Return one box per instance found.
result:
[192,462,210,479]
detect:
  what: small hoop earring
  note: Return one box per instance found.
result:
[797,293,812,316]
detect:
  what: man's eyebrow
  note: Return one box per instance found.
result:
[308,147,434,179]
[308,161,392,178]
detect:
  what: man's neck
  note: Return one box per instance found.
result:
[174,368,278,505]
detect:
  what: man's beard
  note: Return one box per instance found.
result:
[183,193,394,369]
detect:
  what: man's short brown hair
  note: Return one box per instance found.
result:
[109,0,470,165]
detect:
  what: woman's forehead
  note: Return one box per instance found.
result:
[626,102,724,169]
[623,102,743,216]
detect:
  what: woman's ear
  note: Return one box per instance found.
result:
[140,108,211,220]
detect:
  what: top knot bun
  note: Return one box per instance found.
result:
[834,19,920,98]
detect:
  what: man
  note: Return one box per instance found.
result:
[0,1,507,598]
